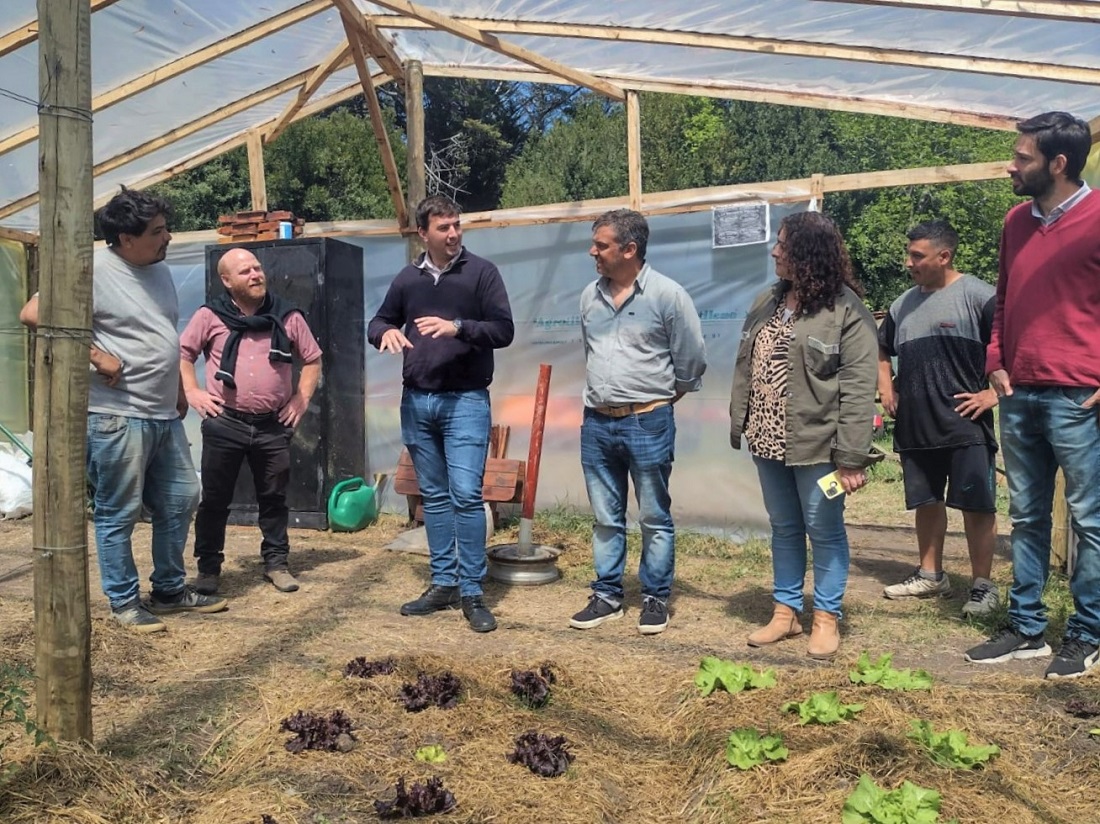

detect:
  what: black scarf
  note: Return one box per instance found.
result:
[205,292,297,389]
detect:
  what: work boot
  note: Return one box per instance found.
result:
[747,603,803,647]
[192,571,220,595]
[264,569,300,592]
[461,596,498,633]
[807,610,840,660]
[400,584,461,616]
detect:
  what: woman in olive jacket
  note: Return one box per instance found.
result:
[729,211,880,659]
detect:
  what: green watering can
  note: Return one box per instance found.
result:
[327,474,386,532]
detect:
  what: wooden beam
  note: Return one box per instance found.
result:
[339,11,408,228]
[0,0,119,59]
[266,43,352,143]
[0,72,313,221]
[811,0,1100,22]
[378,16,1100,87]
[405,59,426,260]
[0,226,39,244]
[328,0,405,85]
[366,0,625,101]
[1090,114,1100,144]
[626,91,642,211]
[34,0,94,744]
[246,130,267,211]
[0,0,331,158]
[426,64,1020,132]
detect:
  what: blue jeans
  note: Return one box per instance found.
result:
[580,405,676,605]
[86,414,200,610]
[1000,387,1100,645]
[401,388,491,597]
[753,457,849,617]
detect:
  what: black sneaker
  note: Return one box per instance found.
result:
[147,585,228,615]
[964,626,1051,664]
[461,596,497,633]
[400,584,461,616]
[1044,637,1100,680]
[638,596,669,635]
[111,603,166,634]
[569,594,623,629]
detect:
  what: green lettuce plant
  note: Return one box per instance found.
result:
[724,728,788,770]
[849,652,933,691]
[906,721,999,769]
[694,657,776,697]
[841,774,945,824]
[782,691,864,725]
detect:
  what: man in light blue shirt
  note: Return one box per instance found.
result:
[570,209,706,635]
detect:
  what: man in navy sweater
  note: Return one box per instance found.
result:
[367,196,514,632]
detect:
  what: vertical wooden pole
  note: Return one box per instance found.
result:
[626,91,642,211]
[810,173,825,209]
[405,60,426,262]
[1052,470,1072,573]
[34,0,93,742]
[246,130,268,213]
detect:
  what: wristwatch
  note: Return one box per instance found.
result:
[452,318,463,335]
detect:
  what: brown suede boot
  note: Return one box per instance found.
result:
[747,603,803,647]
[807,610,840,660]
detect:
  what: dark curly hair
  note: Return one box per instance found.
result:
[778,211,863,316]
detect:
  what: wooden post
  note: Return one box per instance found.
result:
[246,129,268,212]
[1052,470,1073,573]
[810,172,825,208]
[405,60,426,262]
[626,91,642,211]
[34,0,94,742]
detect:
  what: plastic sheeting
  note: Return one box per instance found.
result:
[2,1,1098,230]
[166,205,811,533]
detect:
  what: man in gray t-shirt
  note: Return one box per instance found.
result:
[877,220,1000,617]
[22,189,226,632]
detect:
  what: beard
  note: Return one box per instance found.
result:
[1011,164,1055,199]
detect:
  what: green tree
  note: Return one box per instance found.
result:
[148,150,250,233]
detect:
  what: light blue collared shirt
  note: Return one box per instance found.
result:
[1031,182,1092,227]
[580,263,707,408]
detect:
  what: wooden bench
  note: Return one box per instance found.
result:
[393,450,524,526]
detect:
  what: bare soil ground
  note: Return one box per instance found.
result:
[0,502,1098,823]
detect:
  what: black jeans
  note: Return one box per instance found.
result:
[193,411,292,574]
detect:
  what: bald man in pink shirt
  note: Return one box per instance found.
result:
[180,248,322,595]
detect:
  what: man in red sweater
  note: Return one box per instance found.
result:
[964,112,1100,679]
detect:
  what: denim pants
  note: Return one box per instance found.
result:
[580,405,676,605]
[193,412,292,575]
[401,388,491,597]
[86,413,200,609]
[1000,387,1100,645]
[752,457,849,617]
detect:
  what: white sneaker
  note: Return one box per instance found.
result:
[961,578,1000,617]
[883,569,951,599]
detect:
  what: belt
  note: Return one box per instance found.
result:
[221,407,278,424]
[591,399,670,418]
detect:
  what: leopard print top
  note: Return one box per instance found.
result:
[744,304,795,461]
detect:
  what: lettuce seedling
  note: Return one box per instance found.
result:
[841,773,943,824]
[694,656,777,696]
[415,744,447,764]
[375,776,455,818]
[907,721,999,769]
[724,727,788,770]
[782,691,864,725]
[849,652,932,691]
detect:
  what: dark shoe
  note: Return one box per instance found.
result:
[264,569,300,592]
[191,572,221,595]
[637,596,669,635]
[569,593,623,629]
[400,584,460,616]
[111,603,166,634]
[147,585,228,615]
[964,626,1051,664]
[1044,637,1100,680]
[461,596,497,633]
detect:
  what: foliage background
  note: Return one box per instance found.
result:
[152,82,1023,310]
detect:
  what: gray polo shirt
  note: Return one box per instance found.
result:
[580,263,706,408]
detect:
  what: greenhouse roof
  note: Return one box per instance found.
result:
[1,0,1098,231]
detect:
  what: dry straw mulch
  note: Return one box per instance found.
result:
[3,648,1099,823]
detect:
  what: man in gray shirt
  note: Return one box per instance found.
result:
[569,209,706,635]
[22,188,226,632]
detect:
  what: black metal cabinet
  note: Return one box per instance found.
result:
[204,238,365,529]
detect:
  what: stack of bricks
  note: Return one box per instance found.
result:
[216,209,305,243]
